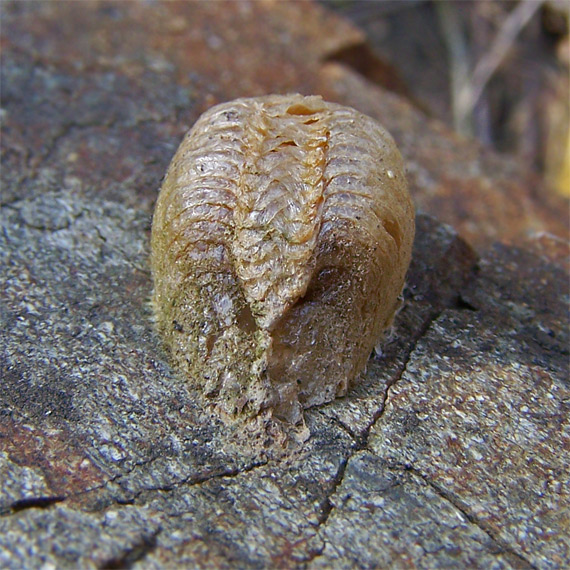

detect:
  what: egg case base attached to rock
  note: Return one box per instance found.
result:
[151,94,415,426]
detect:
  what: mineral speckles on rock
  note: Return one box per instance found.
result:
[150,94,415,427]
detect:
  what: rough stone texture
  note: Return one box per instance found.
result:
[316,240,570,570]
[2,194,568,568]
[1,1,568,569]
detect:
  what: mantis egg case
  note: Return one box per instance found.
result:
[151,94,415,425]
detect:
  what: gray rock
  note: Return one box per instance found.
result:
[1,1,568,568]
[1,186,567,568]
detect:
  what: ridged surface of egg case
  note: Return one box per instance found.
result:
[151,94,415,425]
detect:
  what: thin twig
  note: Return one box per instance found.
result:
[436,2,472,135]
[457,0,544,127]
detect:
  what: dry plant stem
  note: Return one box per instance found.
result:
[436,2,472,135]
[440,0,544,136]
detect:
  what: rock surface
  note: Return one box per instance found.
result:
[1,1,566,248]
[1,1,568,569]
